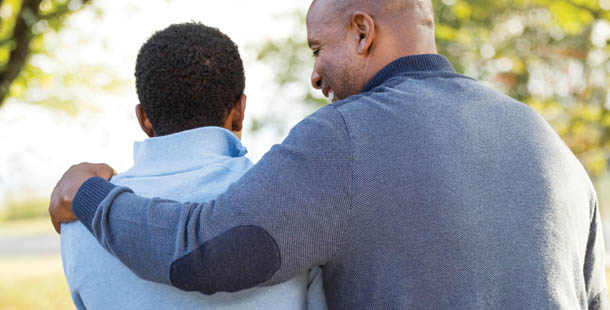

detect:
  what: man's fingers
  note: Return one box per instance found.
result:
[49,188,63,235]
[49,162,109,234]
[53,220,61,234]
[51,212,77,234]
[95,163,116,180]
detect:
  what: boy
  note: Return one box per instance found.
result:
[61,22,326,310]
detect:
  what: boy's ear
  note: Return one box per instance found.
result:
[226,94,247,137]
[135,104,155,138]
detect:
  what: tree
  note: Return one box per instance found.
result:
[256,1,610,176]
[0,0,92,108]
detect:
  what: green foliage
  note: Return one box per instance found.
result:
[597,172,610,216]
[252,11,329,135]
[0,0,96,111]
[256,1,610,176]
[256,11,327,108]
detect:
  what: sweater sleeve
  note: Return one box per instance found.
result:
[72,105,353,295]
[584,195,609,310]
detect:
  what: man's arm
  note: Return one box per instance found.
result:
[63,105,353,294]
[584,194,609,310]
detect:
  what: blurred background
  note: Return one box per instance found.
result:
[0,0,608,308]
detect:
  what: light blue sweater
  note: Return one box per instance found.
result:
[61,127,326,310]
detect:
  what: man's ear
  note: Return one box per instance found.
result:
[135,104,155,138]
[351,11,375,55]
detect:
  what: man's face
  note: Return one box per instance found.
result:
[306,1,366,102]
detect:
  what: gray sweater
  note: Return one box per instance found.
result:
[73,54,608,309]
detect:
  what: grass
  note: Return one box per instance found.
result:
[0,198,49,222]
[0,255,72,310]
[0,218,72,309]
[0,217,55,236]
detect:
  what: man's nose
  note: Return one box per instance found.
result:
[311,70,322,90]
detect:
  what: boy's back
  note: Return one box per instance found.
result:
[61,127,324,309]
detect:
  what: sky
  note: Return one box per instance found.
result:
[0,0,319,201]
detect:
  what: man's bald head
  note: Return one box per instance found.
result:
[312,0,435,30]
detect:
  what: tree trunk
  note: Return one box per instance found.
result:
[0,0,43,108]
[0,0,91,108]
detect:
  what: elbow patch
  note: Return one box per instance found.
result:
[169,225,281,295]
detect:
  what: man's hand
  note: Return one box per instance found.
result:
[49,163,116,234]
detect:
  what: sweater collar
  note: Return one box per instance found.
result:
[362,54,456,93]
[126,127,247,176]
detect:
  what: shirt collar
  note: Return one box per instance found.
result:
[362,54,456,93]
[126,127,247,176]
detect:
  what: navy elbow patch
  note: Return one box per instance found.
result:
[169,225,281,295]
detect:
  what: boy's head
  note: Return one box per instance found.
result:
[134,22,246,138]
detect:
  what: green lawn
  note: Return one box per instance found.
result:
[0,217,55,236]
[0,255,72,310]
[0,218,72,309]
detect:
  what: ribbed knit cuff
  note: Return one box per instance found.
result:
[73,176,116,232]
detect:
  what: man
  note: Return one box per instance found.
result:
[50,0,608,309]
[60,22,326,309]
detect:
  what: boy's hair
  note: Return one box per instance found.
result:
[135,22,245,136]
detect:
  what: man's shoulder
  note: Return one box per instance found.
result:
[286,104,350,144]
[333,71,536,119]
